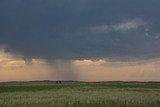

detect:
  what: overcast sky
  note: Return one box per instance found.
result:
[1,0,160,60]
[0,0,160,81]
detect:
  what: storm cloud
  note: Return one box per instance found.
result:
[1,0,160,60]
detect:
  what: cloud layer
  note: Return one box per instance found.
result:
[0,0,160,60]
[1,51,160,81]
[91,18,144,33]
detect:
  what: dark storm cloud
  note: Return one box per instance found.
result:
[1,0,160,60]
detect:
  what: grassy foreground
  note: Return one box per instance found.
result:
[0,81,160,107]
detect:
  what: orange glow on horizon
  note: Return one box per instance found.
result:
[0,50,160,82]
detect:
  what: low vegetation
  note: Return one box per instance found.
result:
[0,81,160,107]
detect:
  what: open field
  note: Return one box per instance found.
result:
[0,81,160,107]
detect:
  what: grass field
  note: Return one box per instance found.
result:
[0,81,160,107]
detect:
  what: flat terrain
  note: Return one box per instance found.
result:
[0,81,160,107]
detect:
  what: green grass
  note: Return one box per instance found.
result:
[0,82,160,93]
[0,82,160,107]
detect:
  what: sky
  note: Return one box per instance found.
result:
[0,0,160,81]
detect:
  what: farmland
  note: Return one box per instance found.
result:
[0,81,160,107]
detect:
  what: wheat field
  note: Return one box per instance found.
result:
[0,82,160,107]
